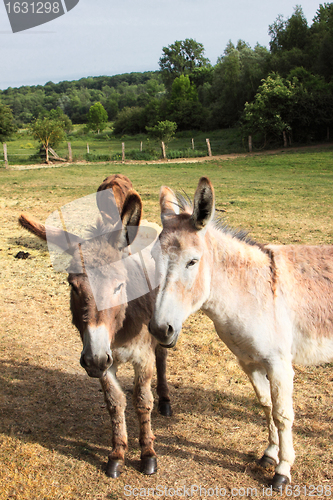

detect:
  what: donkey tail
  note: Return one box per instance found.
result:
[19,212,83,249]
[19,212,47,241]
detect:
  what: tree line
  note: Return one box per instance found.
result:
[1,2,333,148]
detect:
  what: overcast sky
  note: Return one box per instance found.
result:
[0,0,321,90]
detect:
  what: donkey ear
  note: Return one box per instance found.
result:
[117,190,142,250]
[160,186,179,224]
[190,177,215,231]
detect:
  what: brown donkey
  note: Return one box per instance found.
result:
[19,181,172,478]
[149,176,333,489]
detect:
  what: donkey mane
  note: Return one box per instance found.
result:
[175,192,259,247]
[85,216,121,239]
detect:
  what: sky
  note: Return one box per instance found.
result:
[0,0,321,90]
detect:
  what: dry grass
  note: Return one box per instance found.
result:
[1,150,333,499]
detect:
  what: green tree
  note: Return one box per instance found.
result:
[0,102,16,142]
[37,107,73,133]
[310,3,333,80]
[209,40,270,128]
[286,67,333,141]
[113,107,146,135]
[167,75,204,130]
[87,102,108,133]
[170,74,198,102]
[30,115,66,163]
[268,6,312,76]
[269,6,309,53]
[241,73,298,146]
[159,39,210,90]
[146,120,177,157]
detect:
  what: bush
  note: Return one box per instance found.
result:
[126,149,159,161]
[113,107,146,135]
[165,148,206,159]
[85,153,112,161]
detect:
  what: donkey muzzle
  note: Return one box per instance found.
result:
[80,350,113,378]
[80,325,113,378]
[148,319,179,348]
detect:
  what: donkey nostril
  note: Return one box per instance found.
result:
[167,324,174,336]
[106,353,113,366]
[80,354,90,368]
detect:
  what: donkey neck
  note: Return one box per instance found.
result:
[202,225,273,319]
[113,253,157,347]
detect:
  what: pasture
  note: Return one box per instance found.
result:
[1,148,333,499]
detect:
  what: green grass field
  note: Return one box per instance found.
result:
[2,147,333,245]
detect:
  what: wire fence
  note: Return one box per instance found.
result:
[0,136,244,167]
[0,138,221,166]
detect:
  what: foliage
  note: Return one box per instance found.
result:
[86,102,108,133]
[208,41,270,128]
[30,113,66,162]
[49,107,73,133]
[269,6,309,53]
[159,39,210,89]
[37,106,73,133]
[242,65,333,145]
[0,101,17,142]
[113,107,146,135]
[241,73,298,144]
[145,120,177,145]
[170,75,198,102]
[167,75,204,130]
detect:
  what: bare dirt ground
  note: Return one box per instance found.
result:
[1,156,333,499]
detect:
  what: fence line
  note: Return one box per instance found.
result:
[1,138,215,166]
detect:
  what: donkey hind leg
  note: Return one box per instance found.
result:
[266,360,295,489]
[155,343,172,416]
[133,352,157,475]
[100,364,127,478]
[239,361,279,468]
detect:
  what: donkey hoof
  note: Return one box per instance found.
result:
[271,473,290,491]
[141,456,157,475]
[158,400,173,417]
[258,454,276,469]
[106,459,124,478]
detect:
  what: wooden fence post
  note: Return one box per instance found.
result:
[140,141,143,152]
[87,143,89,154]
[248,135,252,153]
[68,142,72,162]
[3,143,8,168]
[206,138,212,157]
[122,142,125,161]
[283,131,288,147]
[161,141,166,159]
[192,138,195,150]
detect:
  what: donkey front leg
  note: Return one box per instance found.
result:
[133,353,157,475]
[155,343,172,416]
[239,361,279,468]
[266,359,295,490]
[100,364,128,478]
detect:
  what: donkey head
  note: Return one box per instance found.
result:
[68,190,142,378]
[149,177,215,348]
[19,190,142,378]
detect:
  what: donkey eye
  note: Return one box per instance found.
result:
[114,283,124,294]
[186,259,198,268]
